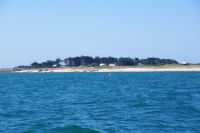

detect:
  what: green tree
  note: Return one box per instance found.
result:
[55,58,62,67]
[117,57,134,66]
[31,62,41,68]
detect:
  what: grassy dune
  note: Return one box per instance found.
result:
[94,64,200,69]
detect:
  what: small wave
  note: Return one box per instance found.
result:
[50,125,100,133]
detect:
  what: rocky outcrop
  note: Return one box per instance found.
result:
[0,68,14,73]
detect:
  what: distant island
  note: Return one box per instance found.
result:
[1,56,200,73]
[17,56,180,68]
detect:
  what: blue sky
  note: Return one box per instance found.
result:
[0,0,200,68]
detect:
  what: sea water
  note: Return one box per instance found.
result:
[0,72,200,133]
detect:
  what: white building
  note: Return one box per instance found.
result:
[180,62,191,65]
[53,64,58,67]
[100,63,106,66]
[109,64,116,67]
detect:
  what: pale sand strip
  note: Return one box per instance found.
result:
[14,67,200,73]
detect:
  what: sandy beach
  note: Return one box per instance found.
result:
[13,66,200,73]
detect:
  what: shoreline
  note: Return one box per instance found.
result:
[11,66,200,73]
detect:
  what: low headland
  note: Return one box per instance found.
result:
[11,65,200,73]
[2,56,200,73]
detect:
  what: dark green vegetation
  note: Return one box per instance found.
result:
[16,56,179,69]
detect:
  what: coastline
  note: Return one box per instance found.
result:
[11,65,200,73]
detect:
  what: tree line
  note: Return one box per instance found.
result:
[16,56,179,68]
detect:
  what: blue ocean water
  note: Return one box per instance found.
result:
[0,72,200,133]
